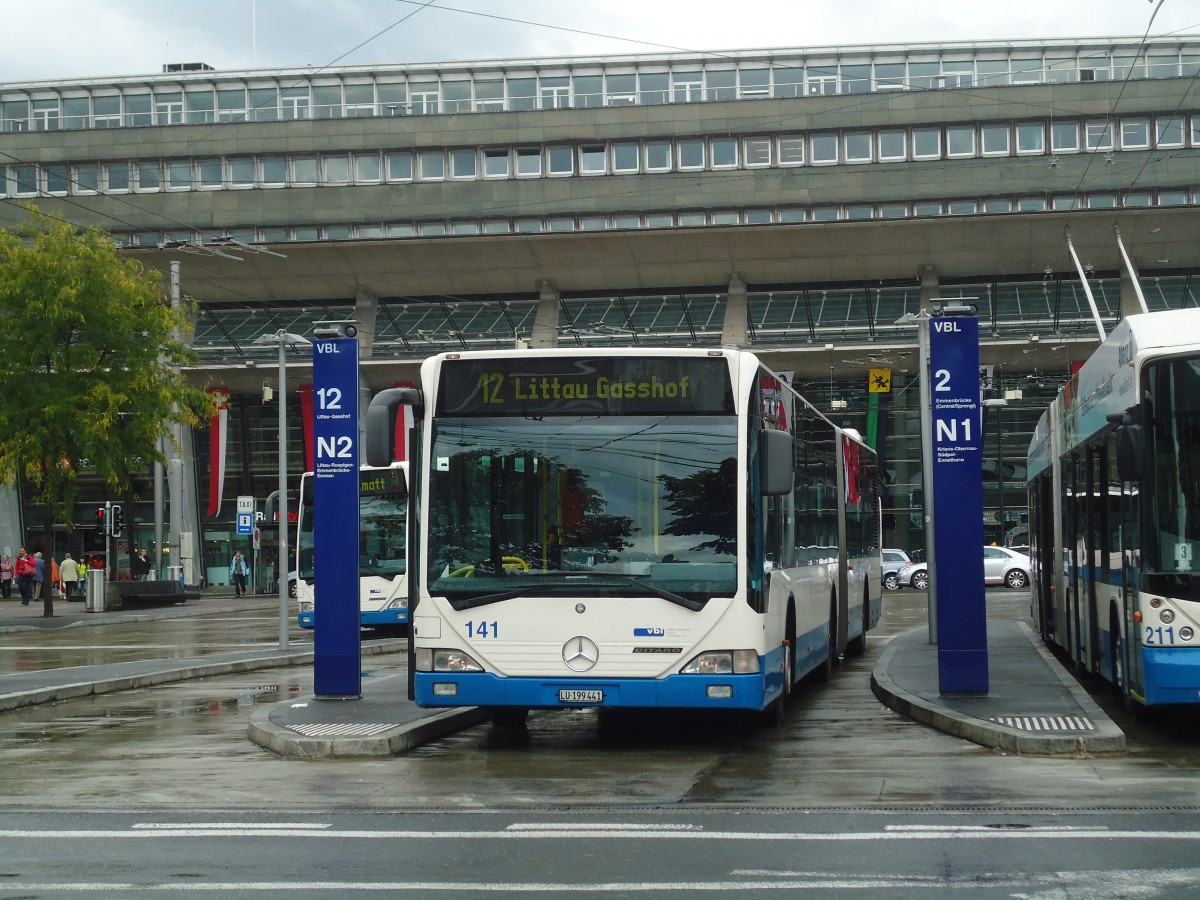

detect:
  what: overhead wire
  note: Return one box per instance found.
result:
[2,0,1197,284]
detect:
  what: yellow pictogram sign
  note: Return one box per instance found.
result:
[868,368,892,393]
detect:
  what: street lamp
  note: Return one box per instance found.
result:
[896,310,936,641]
[984,397,1009,546]
[253,329,312,651]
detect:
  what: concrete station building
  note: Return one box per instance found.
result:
[2,35,1199,584]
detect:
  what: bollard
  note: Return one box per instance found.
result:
[86,568,105,613]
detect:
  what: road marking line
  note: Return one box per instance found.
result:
[7,870,1200,891]
[885,824,1107,833]
[134,823,330,830]
[506,830,700,835]
[4,829,1200,841]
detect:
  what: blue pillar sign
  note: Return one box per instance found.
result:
[929,315,989,694]
[312,337,361,698]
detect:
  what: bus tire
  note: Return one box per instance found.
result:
[1109,607,1124,693]
[784,603,797,696]
[761,693,786,727]
[816,594,837,683]
[490,708,529,728]
[845,587,869,657]
[1110,607,1147,720]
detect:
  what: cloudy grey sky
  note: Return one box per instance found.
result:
[2,0,1196,82]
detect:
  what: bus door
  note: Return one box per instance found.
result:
[1032,471,1055,640]
[1117,444,1143,697]
[1065,458,1084,662]
[1084,444,1103,674]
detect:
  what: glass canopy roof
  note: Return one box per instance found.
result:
[190,274,1196,366]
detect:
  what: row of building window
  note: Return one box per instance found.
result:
[1,44,1197,131]
[4,113,1197,197]
[125,188,1199,248]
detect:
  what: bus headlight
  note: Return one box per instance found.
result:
[681,650,760,675]
[1160,609,1176,624]
[415,648,484,673]
[386,596,408,610]
[1180,626,1195,642]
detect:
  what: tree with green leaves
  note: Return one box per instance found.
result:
[0,205,215,616]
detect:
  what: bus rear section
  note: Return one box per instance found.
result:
[295,463,409,634]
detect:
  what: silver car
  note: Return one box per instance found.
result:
[881,548,913,591]
[896,546,1032,590]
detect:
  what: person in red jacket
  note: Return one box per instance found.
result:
[14,548,33,606]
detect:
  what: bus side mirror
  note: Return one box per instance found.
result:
[759,428,794,496]
[1109,408,1143,482]
[263,489,296,523]
[365,387,422,467]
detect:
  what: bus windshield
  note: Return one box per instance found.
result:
[1142,355,1200,600]
[427,415,738,603]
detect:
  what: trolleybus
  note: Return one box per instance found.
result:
[366,348,880,723]
[1027,308,1200,709]
[295,461,409,634]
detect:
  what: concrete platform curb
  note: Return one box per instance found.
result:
[871,624,1126,756]
[0,652,312,713]
[0,640,404,713]
[0,594,274,634]
[247,704,491,759]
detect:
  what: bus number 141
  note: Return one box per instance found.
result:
[467,620,499,639]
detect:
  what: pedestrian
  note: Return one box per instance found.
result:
[0,554,12,599]
[229,549,250,598]
[133,548,151,581]
[32,551,45,600]
[15,548,33,605]
[78,556,89,601]
[60,552,80,602]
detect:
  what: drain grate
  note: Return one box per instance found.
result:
[289,723,397,737]
[989,715,1096,733]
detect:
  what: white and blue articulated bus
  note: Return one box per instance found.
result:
[1027,308,1200,710]
[295,462,409,635]
[366,348,880,725]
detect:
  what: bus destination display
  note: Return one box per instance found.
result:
[438,356,734,416]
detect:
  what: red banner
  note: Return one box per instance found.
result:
[207,387,230,518]
[299,384,315,472]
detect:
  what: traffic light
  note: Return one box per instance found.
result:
[109,504,124,538]
[96,507,106,532]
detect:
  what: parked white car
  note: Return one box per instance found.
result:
[896,546,1032,590]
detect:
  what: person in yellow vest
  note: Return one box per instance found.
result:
[76,557,89,602]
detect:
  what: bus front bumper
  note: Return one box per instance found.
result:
[1142,648,1200,705]
[297,609,408,630]
[413,670,773,711]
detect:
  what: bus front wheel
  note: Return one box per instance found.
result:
[491,708,529,728]
[817,595,837,683]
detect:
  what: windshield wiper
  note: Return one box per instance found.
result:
[606,577,705,611]
[445,577,704,612]
[360,564,402,578]
[448,587,539,611]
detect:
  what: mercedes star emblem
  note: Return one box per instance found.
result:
[562,635,600,672]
